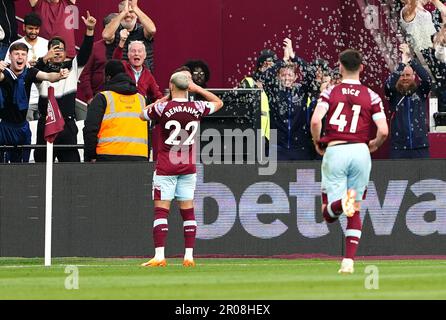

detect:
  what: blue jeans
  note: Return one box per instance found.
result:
[0,121,32,163]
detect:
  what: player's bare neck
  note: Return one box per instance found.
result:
[171,91,188,100]
[342,74,360,82]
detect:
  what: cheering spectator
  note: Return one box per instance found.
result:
[0,42,68,163]
[103,0,156,72]
[0,0,19,60]
[400,0,438,51]
[77,13,118,104]
[5,12,48,120]
[33,10,96,162]
[262,38,317,160]
[385,43,432,159]
[113,31,162,103]
[29,0,77,59]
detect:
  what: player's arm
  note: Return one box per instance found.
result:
[140,98,167,122]
[368,100,389,153]
[310,99,329,155]
[402,0,417,22]
[369,118,389,153]
[189,82,224,113]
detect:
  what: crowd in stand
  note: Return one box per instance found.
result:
[0,0,445,163]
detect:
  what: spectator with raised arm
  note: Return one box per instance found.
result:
[103,0,156,72]
[33,10,96,162]
[29,0,77,59]
[5,12,48,120]
[77,13,118,104]
[262,38,318,160]
[113,30,162,103]
[385,43,432,159]
[400,0,438,52]
[0,42,69,163]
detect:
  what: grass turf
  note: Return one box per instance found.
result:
[0,257,445,300]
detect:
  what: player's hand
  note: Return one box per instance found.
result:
[188,81,201,93]
[59,68,70,79]
[82,11,97,30]
[368,139,378,153]
[314,142,326,156]
[0,60,9,72]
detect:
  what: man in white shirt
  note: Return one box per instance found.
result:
[5,12,48,121]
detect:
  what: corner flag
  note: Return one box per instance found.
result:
[44,86,65,143]
[44,86,64,266]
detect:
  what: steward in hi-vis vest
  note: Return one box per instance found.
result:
[240,76,270,141]
[83,60,149,162]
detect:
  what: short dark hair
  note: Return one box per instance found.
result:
[48,37,66,50]
[103,13,118,28]
[256,49,276,69]
[184,60,210,83]
[105,59,126,79]
[339,49,363,72]
[10,42,29,53]
[24,12,42,27]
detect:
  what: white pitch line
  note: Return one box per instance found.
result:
[0,262,334,269]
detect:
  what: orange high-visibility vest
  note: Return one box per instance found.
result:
[97,91,148,158]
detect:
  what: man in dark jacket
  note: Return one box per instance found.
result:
[83,60,148,162]
[262,38,317,160]
[385,43,432,159]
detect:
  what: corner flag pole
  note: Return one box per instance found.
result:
[44,141,54,267]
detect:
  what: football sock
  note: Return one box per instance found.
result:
[184,248,194,261]
[180,208,197,257]
[345,211,362,259]
[323,199,343,223]
[153,207,169,260]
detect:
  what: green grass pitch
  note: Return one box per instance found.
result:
[1,257,445,299]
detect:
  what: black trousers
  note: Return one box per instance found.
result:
[34,117,80,162]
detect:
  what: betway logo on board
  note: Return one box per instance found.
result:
[195,166,446,239]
